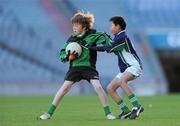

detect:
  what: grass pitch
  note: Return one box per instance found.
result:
[0,94,180,126]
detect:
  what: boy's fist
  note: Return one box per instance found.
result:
[68,54,76,61]
[66,50,79,61]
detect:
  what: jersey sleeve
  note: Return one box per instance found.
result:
[84,32,110,46]
[59,41,69,63]
[90,44,110,52]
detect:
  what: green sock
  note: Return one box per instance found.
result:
[128,93,140,107]
[47,104,56,116]
[103,106,111,116]
[117,100,130,113]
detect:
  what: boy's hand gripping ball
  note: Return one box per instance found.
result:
[65,42,82,61]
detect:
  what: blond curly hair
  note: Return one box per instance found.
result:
[71,11,95,29]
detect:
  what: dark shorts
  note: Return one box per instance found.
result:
[64,67,99,82]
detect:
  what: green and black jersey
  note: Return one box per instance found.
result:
[59,29,109,69]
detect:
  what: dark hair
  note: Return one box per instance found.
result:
[110,16,126,30]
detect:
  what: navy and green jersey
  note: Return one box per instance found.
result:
[59,29,109,69]
[91,31,142,73]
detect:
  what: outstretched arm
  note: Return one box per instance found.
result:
[90,36,126,53]
[90,44,110,52]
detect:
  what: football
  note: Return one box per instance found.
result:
[65,42,82,57]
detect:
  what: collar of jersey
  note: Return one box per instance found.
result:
[114,30,126,39]
[72,30,86,38]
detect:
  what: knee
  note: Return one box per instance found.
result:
[62,84,71,94]
[119,79,126,86]
[107,84,114,94]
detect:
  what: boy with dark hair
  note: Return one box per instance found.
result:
[91,16,144,119]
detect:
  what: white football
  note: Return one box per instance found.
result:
[65,42,82,57]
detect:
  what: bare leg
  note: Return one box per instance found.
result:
[52,80,74,106]
[117,72,143,119]
[107,71,135,101]
[39,80,74,119]
[117,71,135,96]
[90,79,108,107]
[90,79,116,119]
[107,78,122,103]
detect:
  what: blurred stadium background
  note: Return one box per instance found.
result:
[0,0,180,96]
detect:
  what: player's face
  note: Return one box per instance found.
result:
[110,22,121,35]
[73,23,84,35]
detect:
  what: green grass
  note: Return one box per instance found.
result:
[1,94,180,126]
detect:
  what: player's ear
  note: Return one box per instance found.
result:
[116,24,121,31]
